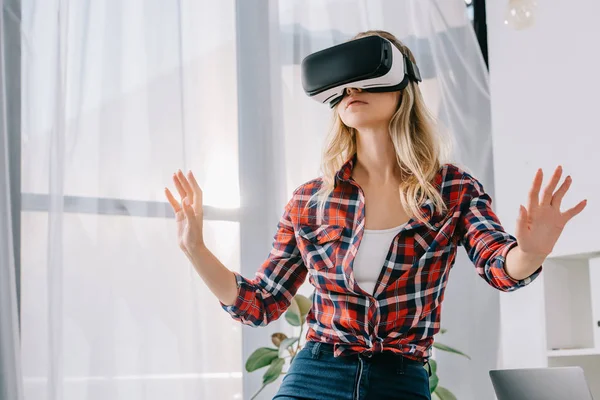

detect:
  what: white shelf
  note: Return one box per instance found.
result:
[500,253,600,399]
[547,348,600,357]
[542,255,600,398]
[543,257,597,352]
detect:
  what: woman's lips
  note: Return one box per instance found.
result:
[346,100,367,109]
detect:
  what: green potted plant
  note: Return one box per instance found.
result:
[245,294,470,400]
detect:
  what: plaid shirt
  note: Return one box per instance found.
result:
[221,154,542,361]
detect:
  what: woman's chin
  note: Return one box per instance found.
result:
[344,119,383,131]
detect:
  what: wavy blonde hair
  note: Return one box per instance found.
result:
[306,30,451,224]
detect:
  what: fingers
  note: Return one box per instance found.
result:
[164,187,181,213]
[176,170,194,202]
[187,170,201,193]
[182,197,196,221]
[551,175,572,208]
[186,170,203,212]
[562,199,588,222]
[173,173,187,200]
[168,169,203,216]
[515,204,529,239]
[540,166,562,206]
[527,169,543,212]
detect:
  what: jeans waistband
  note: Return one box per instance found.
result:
[304,341,425,366]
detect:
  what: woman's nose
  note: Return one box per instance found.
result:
[345,87,362,95]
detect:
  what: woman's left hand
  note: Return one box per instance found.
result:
[515,166,587,258]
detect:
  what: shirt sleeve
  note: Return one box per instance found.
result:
[219,194,307,326]
[457,173,542,292]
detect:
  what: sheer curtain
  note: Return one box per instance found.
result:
[1,0,24,399]
[21,1,243,399]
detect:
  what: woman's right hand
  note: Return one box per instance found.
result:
[165,169,205,258]
[165,170,238,306]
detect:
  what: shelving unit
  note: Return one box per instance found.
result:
[547,348,600,357]
[500,253,600,398]
[544,256,600,352]
[544,255,600,396]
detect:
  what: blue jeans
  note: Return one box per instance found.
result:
[273,341,431,400]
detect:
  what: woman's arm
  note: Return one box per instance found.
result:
[457,174,542,292]
[504,246,546,281]
[166,170,307,326]
[217,194,307,327]
[188,244,239,306]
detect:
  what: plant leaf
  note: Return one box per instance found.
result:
[429,358,438,374]
[278,337,299,358]
[428,359,439,393]
[433,342,471,360]
[285,297,301,326]
[438,328,447,335]
[433,386,457,400]
[431,393,442,400]
[429,369,439,393]
[263,357,285,385]
[271,332,288,347]
[245,347,279,372]
[294,294,312,319]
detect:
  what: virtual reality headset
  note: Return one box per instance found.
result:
[301,35,422,108]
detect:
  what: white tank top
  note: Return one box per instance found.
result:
[353,222,408,295]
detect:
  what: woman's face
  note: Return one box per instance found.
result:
[338,87,400,131]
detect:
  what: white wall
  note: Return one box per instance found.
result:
[486,0,600,258]
[486,0,600,375]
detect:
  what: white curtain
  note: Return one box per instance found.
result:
[18,0,496,399]
[1,0,24,399]
[21,1,243,399]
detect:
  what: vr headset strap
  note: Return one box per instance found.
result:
[404,57,422,83]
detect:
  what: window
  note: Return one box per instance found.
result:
[20,2,243,399]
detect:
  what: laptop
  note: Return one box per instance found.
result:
[490,367,594,400]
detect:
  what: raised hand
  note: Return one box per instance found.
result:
[165,169,205,258]
[515,165,587,258]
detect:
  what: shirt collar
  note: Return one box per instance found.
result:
[334,154,446,231]
[334,153,358,187]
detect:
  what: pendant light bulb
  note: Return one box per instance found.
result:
[504,0,537,30]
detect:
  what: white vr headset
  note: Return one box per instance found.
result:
[300,35,422,108]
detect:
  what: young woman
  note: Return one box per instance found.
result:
[165,31,587,400]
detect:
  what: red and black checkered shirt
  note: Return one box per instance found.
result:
[221,155,542,361]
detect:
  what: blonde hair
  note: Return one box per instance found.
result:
[306,30,451,223]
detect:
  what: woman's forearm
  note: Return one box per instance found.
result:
[188,244,239,306]
[505,245,545,281]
